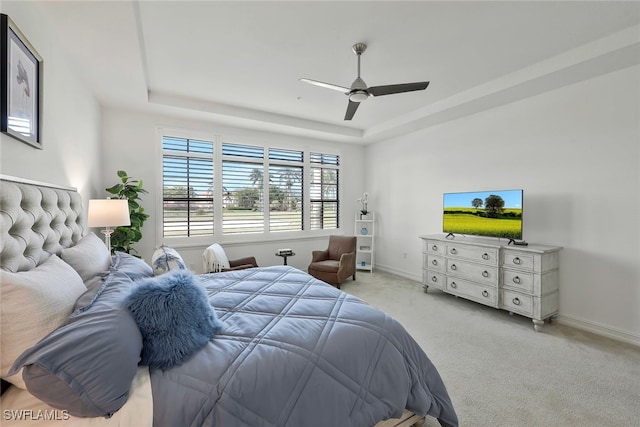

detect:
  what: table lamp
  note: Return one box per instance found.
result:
[87,199,131,252]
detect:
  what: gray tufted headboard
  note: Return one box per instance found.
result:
[0,175,86,273]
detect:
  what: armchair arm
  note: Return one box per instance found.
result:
[311,250,330,263]
[337,251,356,276]
[224,264,257,271]
[229,256,258,268]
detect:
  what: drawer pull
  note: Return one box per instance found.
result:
[450,282,457,289]
[513,257,521,265]
[482,270,489,278]
[512,297,521,306]
[450,264,457,271]
[513,276,521,284]
[431,259,438,266]
[482,253,490,260]
[431,276,438,283]
[482,290,489,298]
[450,248,457,255]
[432,244,438,251]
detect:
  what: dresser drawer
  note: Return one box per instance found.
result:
[502,269,534,293]
[446,277,498,307]
[424,240,446,255]
[446,244,498,265]
[447,259,498,285]
[424,254,446,273]
[423,270,445,290]
[501,290,533,316]
[502,250,535,272]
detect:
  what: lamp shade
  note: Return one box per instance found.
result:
[87,199,131,228]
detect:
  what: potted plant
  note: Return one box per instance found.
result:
[105,170,149,255]
[357,192,369,218]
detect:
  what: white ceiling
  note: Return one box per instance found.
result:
[33,1,640,143]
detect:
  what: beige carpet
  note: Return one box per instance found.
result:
[340,270,640,427]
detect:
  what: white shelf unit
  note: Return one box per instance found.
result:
[355,212,375,271]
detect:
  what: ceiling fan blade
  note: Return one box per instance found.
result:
[368,81,430,97]
[300,78,350,94]
[344,100,360,121]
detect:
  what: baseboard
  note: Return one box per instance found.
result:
[557,314,640,348]
[374,264,421,283]
[376,264,640,348]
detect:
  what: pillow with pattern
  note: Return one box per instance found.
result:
[151,245,187,276]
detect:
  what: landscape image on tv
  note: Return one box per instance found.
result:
[443,189,523,239]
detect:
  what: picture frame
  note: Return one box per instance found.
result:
[1,14,43,149]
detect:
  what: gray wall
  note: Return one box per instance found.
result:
[0,2,102,202]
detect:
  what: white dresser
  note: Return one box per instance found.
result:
[420,234,561,331]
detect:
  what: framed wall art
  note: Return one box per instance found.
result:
[1,14,43,149]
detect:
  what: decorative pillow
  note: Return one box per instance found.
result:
[0,255,86,389]
[60,232,112,282]
[151,245,187,275]
[8,269,142,418]
[125,270,222,369]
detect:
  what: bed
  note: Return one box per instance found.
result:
[0,175,458,427]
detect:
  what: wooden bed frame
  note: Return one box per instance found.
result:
[0,174,426,427]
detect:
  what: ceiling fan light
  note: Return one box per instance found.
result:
[349,91,369,103]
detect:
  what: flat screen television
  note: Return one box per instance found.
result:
[443,189,523,239]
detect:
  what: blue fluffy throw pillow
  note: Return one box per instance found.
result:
[125,270,222,369]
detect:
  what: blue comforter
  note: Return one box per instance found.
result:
[150,266,458,427]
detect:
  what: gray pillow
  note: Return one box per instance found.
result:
[73,251,153,312]
[112,251,153,281]
[60,232,112,282]
[8,269,142,418]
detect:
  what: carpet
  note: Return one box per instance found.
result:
[341,271,640,427]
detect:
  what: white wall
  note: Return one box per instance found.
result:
[367,65,640,345]
[0,2,102,199]
[101,108,366,271]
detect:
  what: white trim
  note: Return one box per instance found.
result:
[375,263,421,283]
[376,262,640,348]
[0,174,77,192]
[556,314,640,348]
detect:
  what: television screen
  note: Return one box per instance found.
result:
[443,189,523,239]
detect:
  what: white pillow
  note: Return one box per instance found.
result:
[0,255,86,388]
[60,232,112,282]
[151,245,187,276]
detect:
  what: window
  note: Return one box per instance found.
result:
[162,137,214,237]
[161,134,339,239]
[221,143,264,234]
[268,148,303,232]
[309,152,339,230]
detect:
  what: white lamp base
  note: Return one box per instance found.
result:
[101,226,114,253]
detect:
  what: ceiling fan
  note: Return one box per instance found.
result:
[300,43,430,121]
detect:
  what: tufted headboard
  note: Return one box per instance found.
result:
[0,175,85,273]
